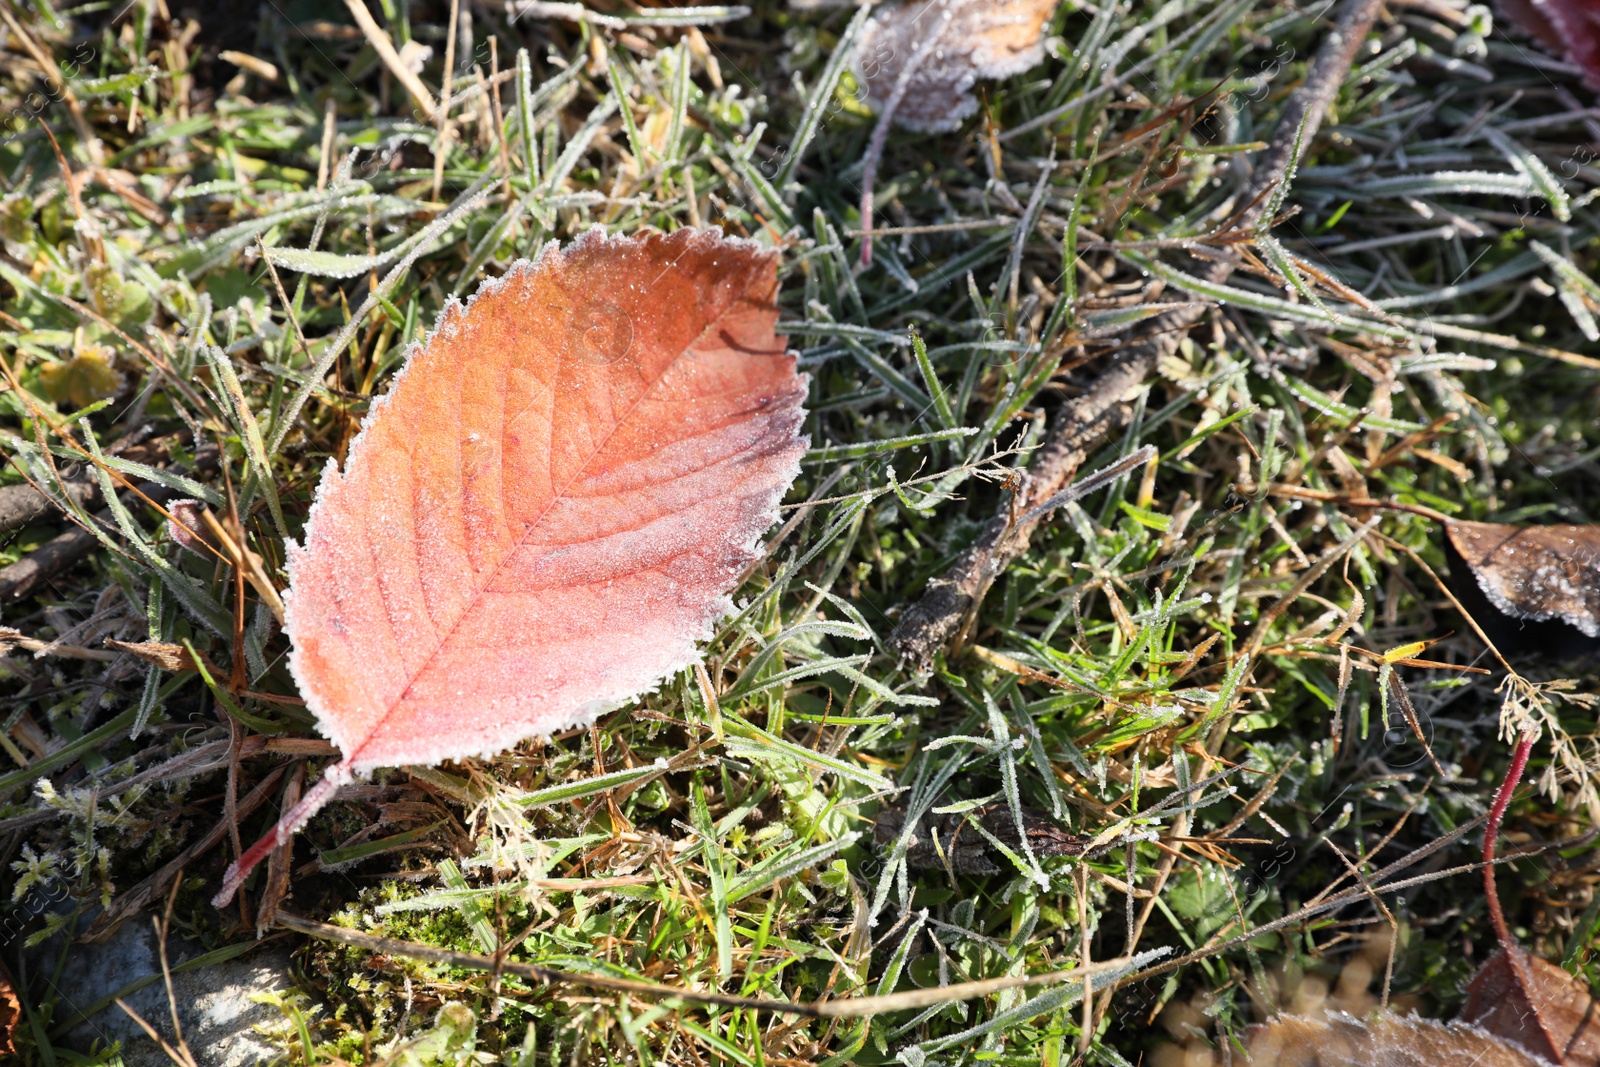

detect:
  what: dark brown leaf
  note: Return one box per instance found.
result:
[1496,0,1600,91]
[1229,1011,1546,1066]
[1444,520,1600,658]
[1462,945,1600,1066]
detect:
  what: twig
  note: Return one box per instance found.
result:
[156,877,199,1067]
[0,469,98,535]
[83,765,288,942]
[0,449,220,604]
[114,998,192,1067]
[890,0,1385,666]
[343,0,439,122]
[0,628,117,661]
[274,910,1154,1018]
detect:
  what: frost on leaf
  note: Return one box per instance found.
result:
[1443,521,1600,654]
[1226,1010,1550,1066]
[215,229,806,906]
[1497,0,1600,91]
[853,0,1058,133]
[1462,945,1600,1066]
[291,228,805,771]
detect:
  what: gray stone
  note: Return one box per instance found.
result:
[34,916,294,1067]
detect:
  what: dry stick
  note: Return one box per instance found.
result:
[83,765,287,942]
[343,0,439,122]
[432,0,462,204]
[274,910,1149,1018]
[858,27,945,267]
[113,998,192,1067]
[317,97,337,192]
[0,474,99,535]
[489,37,514,204]
[0,448,221,604]
[38,121,103,263]
[889,0,1385,667]
[0,4,104,166]
[0,630,115,661]
[157,877,199,1067]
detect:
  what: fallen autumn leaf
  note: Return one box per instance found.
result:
[213,228,807,906]
[1496,0,1600,91]
[853,0,1058,263]
[1222,1010,1549,1066]
[1443,519,1600,659]
[854,0,1059,134]
[1462,944,1600,1066]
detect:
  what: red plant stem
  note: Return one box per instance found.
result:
[211,761,351,908]
[1483,729,1536,953]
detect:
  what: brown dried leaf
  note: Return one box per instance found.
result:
[1443,521,1600,653]
[854,0,1058,132]
[1462,945,1600,1066]
[1230,1011,1547,1066]
[104,638,223,676]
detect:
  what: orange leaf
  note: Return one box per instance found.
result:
[214,229,806,905]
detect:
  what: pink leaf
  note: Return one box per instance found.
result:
[214,229,806,906]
